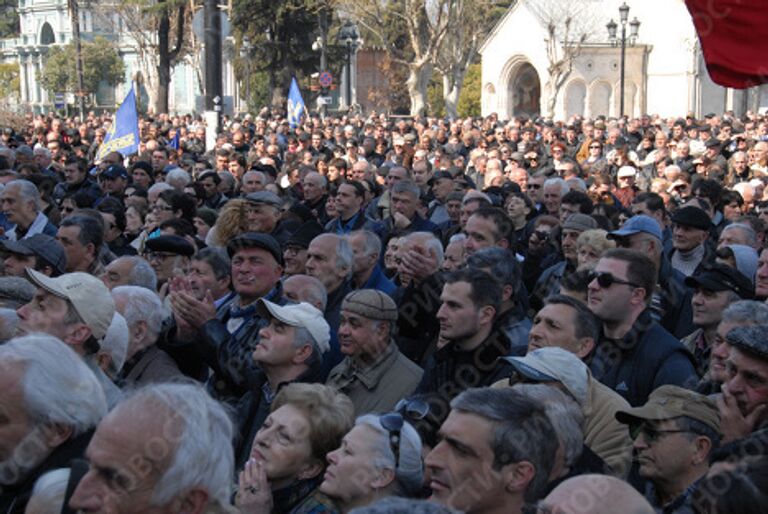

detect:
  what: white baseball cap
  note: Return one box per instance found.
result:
[25,268,116,341]
[256,300,330,354]
[500,347,589,406]
[617,166,637,178]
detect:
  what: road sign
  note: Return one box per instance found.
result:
[317,96,332,105]
[319,71,333,88]
[54,92,65,109]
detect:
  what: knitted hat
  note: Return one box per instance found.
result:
[341,289,398,322]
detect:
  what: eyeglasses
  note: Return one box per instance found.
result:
[589,145,601,149]
[379,413,404,469]
[528,183,542,189]
[630,423,692,443]
[588,271,640,289]
[145,251,176,262]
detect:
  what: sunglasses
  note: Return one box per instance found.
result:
[533,230,550,241]
[588,271,640,289]
[589,145,601,149]
[379,413,403,469]
[395,398,430,420]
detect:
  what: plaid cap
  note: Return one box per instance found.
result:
[341,289,398,322]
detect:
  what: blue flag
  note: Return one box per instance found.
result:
[96,86,140,161]
[287,77,306,129]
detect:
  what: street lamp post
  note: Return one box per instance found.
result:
[337,20,362,110]
[606,3,640,118]
[240,36,252,113]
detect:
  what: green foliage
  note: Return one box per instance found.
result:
[40,37,125,96]
[0,63,20,100]
[457,63,481,118]
[0,0,19,39]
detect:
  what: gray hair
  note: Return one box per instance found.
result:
[193,247,231,281]
[165,168,191,190]
[448,233,466,244]
[543,177,570,196]
[722,300,768,326]
[100,312,130,376]
[315,234,354,277]
[513,384,584,468]
[116,383,234,507]
[354,414,423,496]
[148,182,174,196]
[6,179,41,212]
[283,274,328,311]
[305,171,328,189]
[0,307,19,342]
[392,179,421,199]
[350,229,382,259]
[466,247,520,288]
[113,256,158,290]
[112,285,167,340]
[1,334,106,434]
[27,468,70,514]
[242,170,266,185]
[721,223,757,247]
[0,277,36,309]
[401,232,444,268]
[450,387,558,501]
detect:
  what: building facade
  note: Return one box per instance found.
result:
[480,0,768,121]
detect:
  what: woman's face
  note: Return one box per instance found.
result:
[577,244,601,270]
[320,424,384,504]
[250,405,318,487]
[125,207,143,234]
[723,201,743,221]
[384,238,400,270]
[152,198,176,223]
[193,217,211,239]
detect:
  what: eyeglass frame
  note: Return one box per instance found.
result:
[587,270,641,289]
[379,412,404,469]
[630,422,692,444]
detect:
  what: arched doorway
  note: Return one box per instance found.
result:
[565,80,586,118]
[507,62,540,118]
[40,23,55,45]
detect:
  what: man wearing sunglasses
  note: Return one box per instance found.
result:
[587,249,697,407]
[615,385,720,513]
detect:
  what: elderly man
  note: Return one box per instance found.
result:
[57,215,106,276]
[587,249,697,406]
[112,285,181,387]
[0,334,107,513]
[327,289,422,414]
[371,180,439,243]
[168,232,284,401]
[1,179,57,241]
[244,190,292,245]
[69,383,234,513]
[541,177,569,216]
[101,255,158,291]
[1,234,67,277]
[301,171,329,223]
[347,229,395,295]
[425,387,557,514]
[616,386,721,513]
[240,170,266,194]
[305,233,354,336]
[143,234,195,290]
[233,299,330,469]
[668,205,715,277]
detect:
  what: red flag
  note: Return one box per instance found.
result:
[685,0,768,88]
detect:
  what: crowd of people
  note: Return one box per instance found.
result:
[0,107,767,514]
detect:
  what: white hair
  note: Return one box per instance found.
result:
[401,231,444,268]
[6,179,41,211]
[1,334,106,434]
[544,177,570,195]
[448,233,467,244]
[349,229,382,259]
[165,168,192,190]
[100,312,130,376]
[112,285,167,341]
[117,383,234,507]
[355,414,423,496]
[26,468,69,514]
[148,182,174,196]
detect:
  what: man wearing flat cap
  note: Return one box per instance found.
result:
[1,233,67,277]
[168,232,286,403]
[682,263,754,375]
[283,220,324,276]
[244,190,294,245]
[717,324,768,442]
[143,234,195,290]
[326,289,423,414]
[616,385,720,513]
[668,206,715,277]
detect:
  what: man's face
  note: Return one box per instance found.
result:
[101,258,136,290]
[587,258,640,323]
[305,236,345,291]
[412,167,431,187]
[189,259,227,301]
[199,177,218,198]
[348,233,375,276]
[561,229,581,263]
[633,418,703,484]
[710,320,741,384]
[245,203,280,233]
[432,178,453,202]
[718,227,751,248]
[64,164,87,185]
[253,317,300,366]
[150,151,167,172]
[334,184,363,218]
[100,213,121,244]
[146,251,184,283]
[425,410,509,513]
[437,281,482,343]
[672,224,708,252]
[1,185,36,226]
[337,311,385,357]
[726,346,768,417]
[542,184,562,214]
[283,245,307,276]
[69,404,177,514]
[302,175,325,202]
[464,214,501,256]
[528,303,588,357]
[446,200,462,222]
[391,191,418,220]
[384,168,407,190]
[691,288,732,329]
[17,290,77,342]
[100,176,126,196]
[241,173,264,194]
[215,154,229,170]
[3,253,35,277]
[57,225,91,273]
[230,247,282,300]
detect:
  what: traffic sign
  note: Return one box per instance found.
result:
[319,71,333,88]
[54,92,65,109]
[317,96,332,105]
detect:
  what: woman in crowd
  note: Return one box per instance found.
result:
[576,229,615,271]
[235,383,355,514]
[318,414,423,513]
[208,198,250,247]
